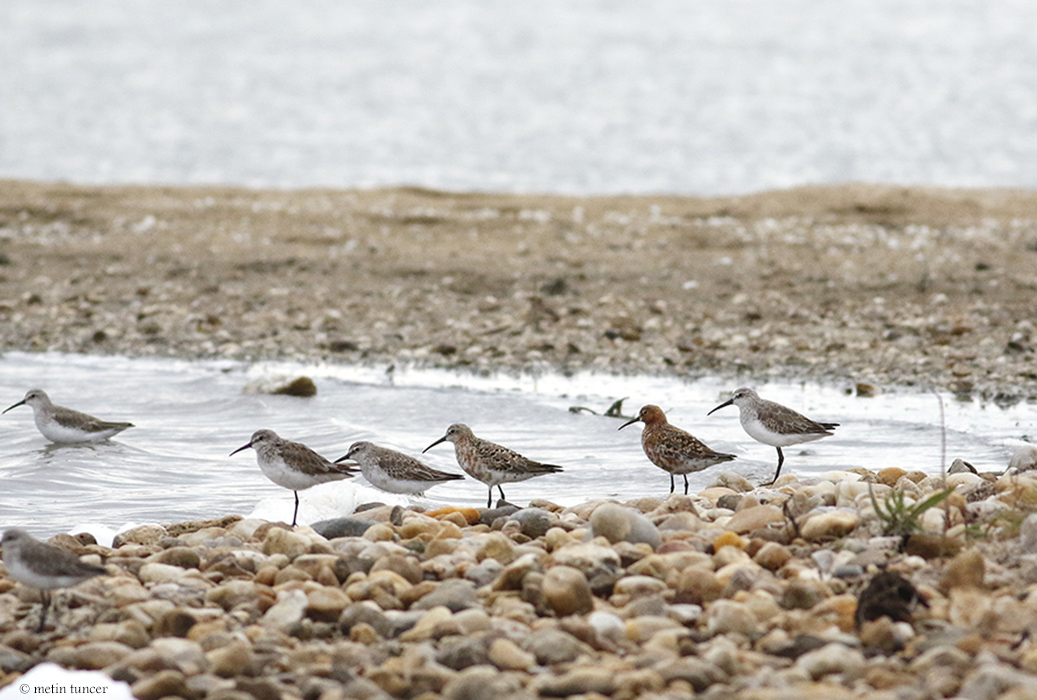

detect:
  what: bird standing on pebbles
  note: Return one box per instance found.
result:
[620,404,736,495]
[423,423,563,508]
[708,387,838,485]
[230,429,360,526]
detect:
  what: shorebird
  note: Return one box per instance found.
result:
[1,528,107,633]
[708,387,838,485]
[3,389,134,443]
[619,404,736,495]
[423,423,563,508]
[230,429,360,526]
[336,441,465,495]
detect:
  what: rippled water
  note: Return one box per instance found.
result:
[1,352,1033,539]
[2,1,1036,193]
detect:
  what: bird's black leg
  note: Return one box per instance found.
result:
[498,485,506,502]
[762,447,785,486]
[683,474,689,495]
[292,491,300,527]
[37,590,50,633]
[669,473,675,494]
[487,486,493,508]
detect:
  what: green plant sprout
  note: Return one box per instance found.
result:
[869,484,954,537]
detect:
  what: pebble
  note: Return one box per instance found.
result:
[4,461,1036,700]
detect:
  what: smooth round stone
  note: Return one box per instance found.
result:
[590,503,661,548]
[488,637,536,670]
[205,639,254,678]
[89,620,150,649]
[674,567,724,606]
[705,600,758,636]
[542,565,594,616]
[113,524,169,548]
[147,546,202,569]
[262,528,310,559]
[261,589,309,632]
[625,615,682,643]
[131,670,191,700]
[137,562,191,583]
[148,638,207,676]
[310,517,378,539]
[549,543,621,592]
[47,641,135,670]
[725,505,784,534]
[508,508,555,539]
[753,542,792,571]
[940,548,985,590]
[800,510,859,541]
[588,611,627,648]
[522,627,592,665]
[411,578,478,612]
[531,667,617,697]
[795,642,866,680]
[306,587,351,622]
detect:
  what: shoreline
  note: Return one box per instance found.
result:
[2,180,1036,401]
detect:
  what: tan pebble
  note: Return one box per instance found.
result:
[130,670,191,700]
[705,600,758,636]
[805,594,857,633]
[434,521,464,540]
[253,563,279,586]
[626,615,682,643]
[531,667,617,697]
[47,641,135,670]
[725,505,784,535]
[424,538,460,558]
[273,564,312,585]
[948,588,996,632]
[753,542,792,571]
[362,523,396,542]
[736,589,781,622]
[147,546,202,569]
[306,587,351,622]
[113,524,169,547]
[399,606,453,643]
[655,511,705,533]
[90,619,150,649]
[371,553,424,584]
[611,574,668,604]
[940,548,985,591]
[544,527,574,551]
[149,637,207,675]
[795,642,866,680]
[399,517,435,540]
[441,667,525,700]
[488,637,536,670]
[541,565,594,616]
[859,616,914,653]
[617,669,666,697]
[205,638,254,678]
[628,551,713,579]
[260,589,308,632]
[877,468,907,486]
[350,621,381,644]
[590,502,661,547]
[108,579,151,607]
[674,567,723,606]
[262,527,310,559]
[476,532,518,565]
[800,510,859,541]
[207,580,261,611]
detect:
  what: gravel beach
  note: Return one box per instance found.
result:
[2,180,1037,698]
[2,180,1037,399]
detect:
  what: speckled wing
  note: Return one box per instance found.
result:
[645,424,735,473]
[376,446,464,483]
[53,406,133,433]
[759,399,838,436]
[472,438,564,477]
[283,440,359,478]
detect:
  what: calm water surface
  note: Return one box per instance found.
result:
[2,1,1036,193]
[1,352,1033,540]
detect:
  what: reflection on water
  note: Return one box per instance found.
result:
[0,352,1033,537]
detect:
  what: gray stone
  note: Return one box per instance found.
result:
[590,502,661,547]
[521,628,591,665]
[412,579,478,612]
[311,517,378,539]
[508,508,554,539]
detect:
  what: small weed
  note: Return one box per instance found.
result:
[870,485,954,537]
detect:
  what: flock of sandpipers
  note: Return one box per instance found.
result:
[1,385,838,631]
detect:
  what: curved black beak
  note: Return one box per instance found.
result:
[229,440,253,457]
[3,400,26,414]
[618,416,640,431]
[707,398,734,416]
[422,436,447,454]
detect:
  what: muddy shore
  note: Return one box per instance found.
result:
[2,180,1036,401]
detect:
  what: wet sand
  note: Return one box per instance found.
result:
[1,180,1036,400]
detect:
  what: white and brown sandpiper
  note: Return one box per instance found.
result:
[708,387,838,485]
[230,429,360,526]
[620,404,736,495]
[336,440,465,495]
[3,389,134,443]
[423,423,563,508]
[1,528,107,633]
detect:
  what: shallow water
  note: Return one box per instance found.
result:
[0,352,1033,539]
[2,1,1036,194]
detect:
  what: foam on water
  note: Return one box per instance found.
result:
[1,352,1033,538]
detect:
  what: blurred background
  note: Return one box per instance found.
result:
[2,0,1035,195]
